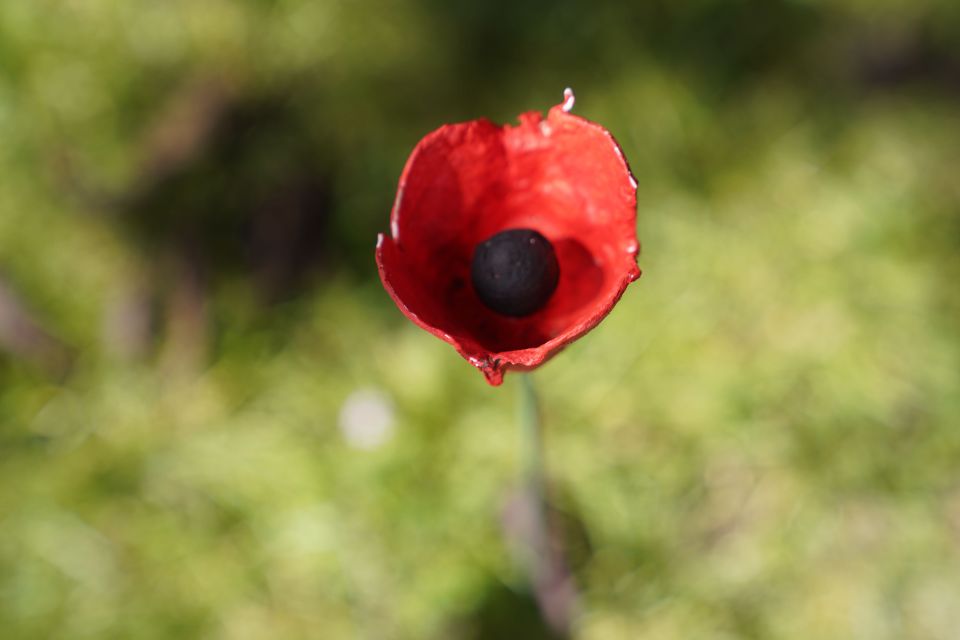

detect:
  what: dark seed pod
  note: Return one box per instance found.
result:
[471,228,559,317]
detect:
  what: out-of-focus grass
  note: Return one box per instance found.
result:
[2,1,960,639]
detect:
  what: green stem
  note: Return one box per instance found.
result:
[518,373,549,574]
[517,374,577,636]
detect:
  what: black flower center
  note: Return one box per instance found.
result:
[471,228,560,317]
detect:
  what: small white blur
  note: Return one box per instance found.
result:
[338,388,396,450]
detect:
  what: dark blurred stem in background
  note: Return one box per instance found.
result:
[159,243,209,374]
[0,273,72,378]
[517,374,579,637]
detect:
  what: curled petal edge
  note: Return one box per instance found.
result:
[376,104,641,386]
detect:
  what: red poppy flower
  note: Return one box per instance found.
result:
[376,92,641,386]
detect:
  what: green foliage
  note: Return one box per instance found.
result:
[1,1,960,638]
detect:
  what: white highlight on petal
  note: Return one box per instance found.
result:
[390,184,405,240]
[338,388,396,450]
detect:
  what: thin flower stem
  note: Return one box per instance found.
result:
[517,374,579,635]
[519,372,548,570]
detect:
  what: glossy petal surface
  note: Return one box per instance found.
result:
[377,105,640,385]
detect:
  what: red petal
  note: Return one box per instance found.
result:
[377,104,640,385]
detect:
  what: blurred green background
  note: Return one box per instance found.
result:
[2,1,960,638]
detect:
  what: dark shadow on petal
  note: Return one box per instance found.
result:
[423,237,610,354]
[546,238,605,320]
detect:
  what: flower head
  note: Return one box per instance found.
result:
[377,94,641,385]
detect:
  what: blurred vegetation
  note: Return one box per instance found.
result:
[2,0,960,638]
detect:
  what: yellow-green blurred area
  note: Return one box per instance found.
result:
[3,0,960,638]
